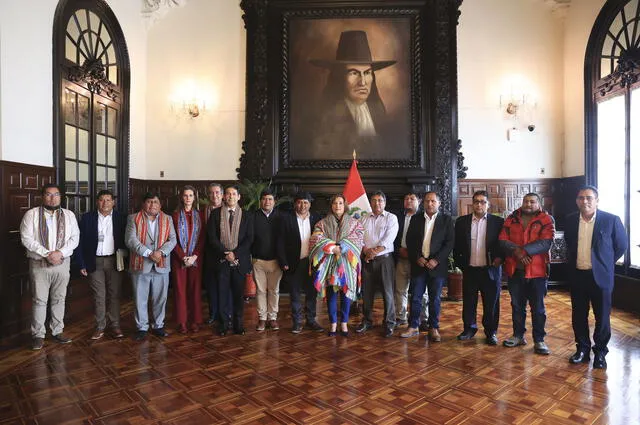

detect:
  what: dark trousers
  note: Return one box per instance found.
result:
[409,270,445,329]
[217,263,244,330]
[361,255,396,327]
[462,266,501,336]
[507,270,547,342]
[326,289,351,324]
[205,264,231,322]
[571,269,612,356]
[286,258,318,326]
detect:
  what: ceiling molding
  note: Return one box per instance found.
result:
[142,0,187,28]
[541,0,571,19]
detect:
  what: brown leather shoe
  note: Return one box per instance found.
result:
[112,328,124,338]
[269,320,279,330]
[90,329,104,340]
[429,328,441,342]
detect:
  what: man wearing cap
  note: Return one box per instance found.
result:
[309,30,397,159]
[277,192,323,333]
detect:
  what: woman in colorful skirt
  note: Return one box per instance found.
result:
[310,194,364,336]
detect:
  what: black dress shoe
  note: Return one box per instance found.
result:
[593,354,607,369]
[457,329,477,340]
[205,317,217,325]
[218,327,227,336]
[152,328,169,338]
[419,323,430,332]
[234,327,246,335]
[52,334,72,344]
[304,322,325,332]
[486,334,498,345]
[356,322,371,333]
[384,327,394,338]
[569,351,590,364]
[134,330,148,341]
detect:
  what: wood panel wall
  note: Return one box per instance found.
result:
[457,179,555,217]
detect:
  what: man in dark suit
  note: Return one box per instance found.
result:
[401,191,454,341]
[277,192,323,333]
[75,189,127,340]
[564,185,627,369]
[453,190,504,345]
[208,185,253,336]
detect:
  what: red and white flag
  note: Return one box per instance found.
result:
[343,158,371,217]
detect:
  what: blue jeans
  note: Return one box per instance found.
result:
[326,288,351,324]
[507,270,547,342]
[409,271,445,329]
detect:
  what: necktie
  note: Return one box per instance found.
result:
[228,209,234,228]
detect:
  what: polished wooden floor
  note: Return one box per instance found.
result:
[1,288,639,425]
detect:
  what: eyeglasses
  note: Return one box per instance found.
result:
[577,196,596,201]
[44,193,61,198]
[472,199,488,204]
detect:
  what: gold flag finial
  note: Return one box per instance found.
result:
[352,150,356,160]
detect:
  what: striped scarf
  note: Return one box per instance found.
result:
[220,207,242,251]
[38,206,65,251]
[130,211,172,271]
[178,209,200,256]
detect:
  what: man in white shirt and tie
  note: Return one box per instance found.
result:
[20,184,80,350]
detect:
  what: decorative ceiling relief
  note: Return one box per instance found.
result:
[540,0,571,18]
[142,0,187,27]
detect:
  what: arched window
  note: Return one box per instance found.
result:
[53,0,130,214]
[585,0,639,275]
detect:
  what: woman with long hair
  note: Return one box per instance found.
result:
[171,185,204,333]
[310,194,364,336]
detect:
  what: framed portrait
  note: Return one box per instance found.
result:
[240,0,461,213]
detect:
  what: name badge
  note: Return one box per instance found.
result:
[98,233,105,242]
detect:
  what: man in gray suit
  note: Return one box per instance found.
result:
[126,192,177,341]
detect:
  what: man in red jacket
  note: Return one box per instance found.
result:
[499,193,555,355]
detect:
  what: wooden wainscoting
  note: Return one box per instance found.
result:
[128,179,236,213]
[457,179,555,217]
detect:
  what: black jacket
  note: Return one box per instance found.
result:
[207,208,254,275]
[406,212,455,278]
[453,213,505,281]
[276,211,321,272]
[251,209,280,260]
[74,210,126,273]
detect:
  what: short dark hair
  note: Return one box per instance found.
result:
[260,188,274,199]
[523,192,542,203]
[97,189,115,200]
[423,191,441,201]
[224,184,240,194]
[207,182,223,191]
[42,183,61,196]
[370,190,386,201]
[404,192,419,199]
[142,192,160,202]
[294,191,314,202]
[577,185,599,198]
[472,190,489,200]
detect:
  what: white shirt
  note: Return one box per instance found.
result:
[97,211,115,256]
[297,214,311,259]
[362,210,399,256]
[142,215,159,258]
[401,213,414,248]
[421,212,438,258]
[20,207,80,260]
[345,99,377,137]
[469,214,488,267]
[577,212,596,270]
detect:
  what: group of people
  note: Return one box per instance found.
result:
[20,183,626,369]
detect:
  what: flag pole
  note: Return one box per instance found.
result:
[352,149,356,161]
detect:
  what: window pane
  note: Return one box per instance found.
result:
[64,90,76,124]
[76,10,88,32]
[78,129,89,161]
[78,163,89,194]
[96,166,106,186]
[108,65,118,85]
[107,107,117,137]
[630,88,640,267]
[65,35,77,63]
[65,125,76,159]
[78,94,90,129]
[95,103,106,134]
[96,134,106,164]
[597,95,626,263]
[89,11,100,34]
[108,168,117,194]
[79,196,89,215]
[65,160,77,190]
[107,137,117,166]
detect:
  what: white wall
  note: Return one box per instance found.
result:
[458,0,565,178]
[563,0,605,177]
[145,0,245,180]
[0,0,147,176]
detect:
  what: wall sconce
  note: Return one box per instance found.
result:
[500,94,528,119]
[499,92,537,134]
[174,98,205,118]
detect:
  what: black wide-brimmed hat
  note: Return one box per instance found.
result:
[310,30,396,71]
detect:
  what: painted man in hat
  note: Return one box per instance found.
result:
[309,30,397,159]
